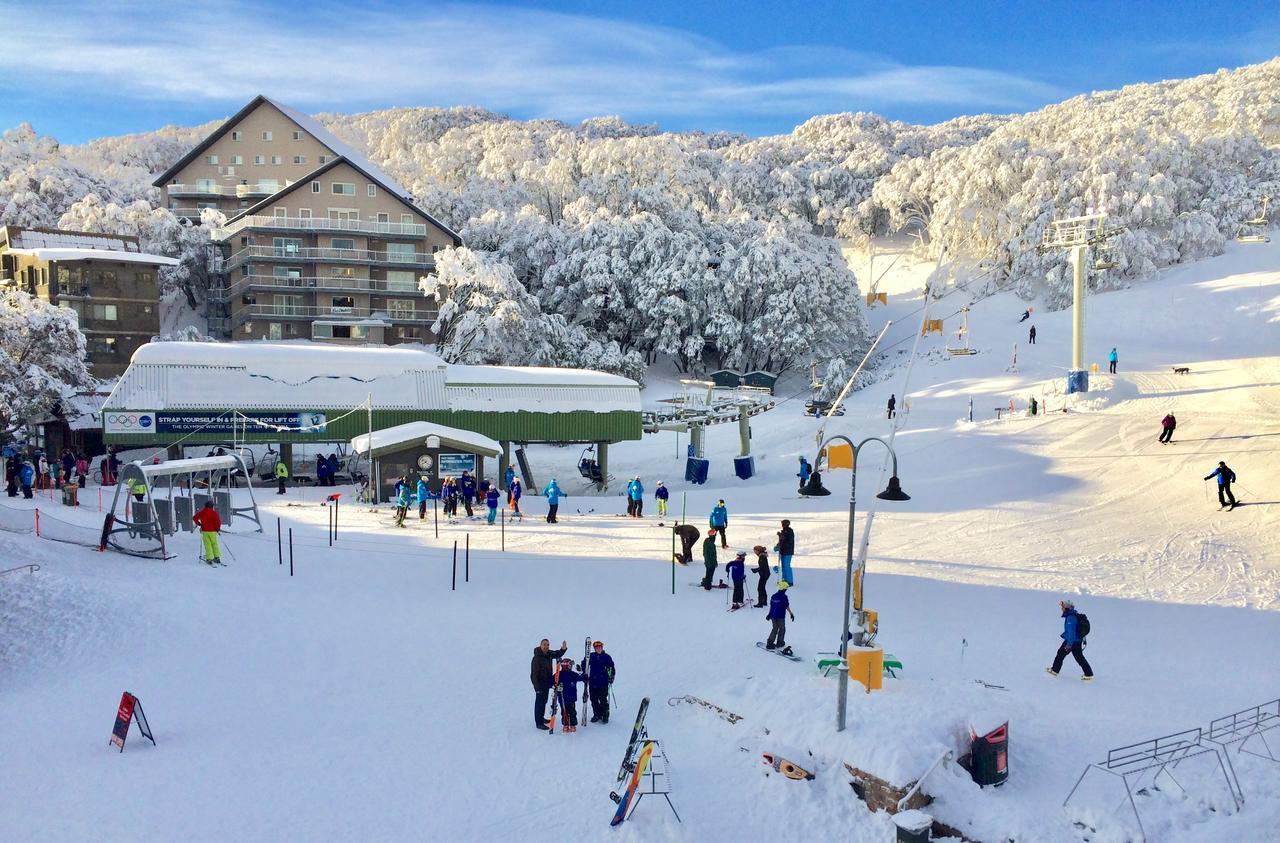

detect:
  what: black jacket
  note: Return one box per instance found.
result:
[674,524,700,546]
[777,526,795,556]
[754,552,770,579]
[530,645,567,691]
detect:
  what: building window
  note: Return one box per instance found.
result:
[377,213,390,224]
[367,184,376,197]
[90,304,118,321]
[254,156,264,166]
[262,131,273,141]
[98,270,117,284]
[334,266,356,278]
[331,296,355,312]
[332,182,355,195]
[206,154,218,165]
[231,131,242,141]
[91,337,119,356]
[401,214,413,225]
[298,208,312,219]
[396,327,420,339]
[312,181,320,193]
[271,155,282,165]
[318,155,330,164]
[331,238,355,251]
[388,299,415,319]
[386,270,416,292]
[273,237,302,257]
[231,155,243,165]
[386,243,416,263]
[273,294,303,316]
[294,156,306,165]
[268,322,283,340]
[138,272,154,285]
[197,178,216,193]
[273,207,287,220]
[293,131,303,141]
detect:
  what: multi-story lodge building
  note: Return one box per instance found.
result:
[0,225,175,377]
[153,95,462,343]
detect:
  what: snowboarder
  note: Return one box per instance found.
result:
[752,545,771,608]
[394,478,411,527]
[1108,347,1118,374]
[728,550,747,609]
[192,499,222,565]
[1028,325,1036,344]
[485,484,500,524]
[417,476,430,519]
[710,499,728,548]
[556,657,585,732]
[1018,308,1031,323]
[797,456,811,488]
[19,459,35,499]
[1159,413,1177,444]
[765,581,795,651]
[1204,461,1236,509]
[508,477,523,518]
[542,478,563,523]
[531,638,568,730]
[584,640,615,723]
[275,457,289,495]
[1046,600,1093,680]
[700,530,719,589]
[887,394,896,419]
[459,471,476,517]
[626,476,644,517]
[775,519,795,586]
[673,522,700,564]
[654,480,669,518]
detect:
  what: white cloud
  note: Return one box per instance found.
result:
[0,1,1064,127]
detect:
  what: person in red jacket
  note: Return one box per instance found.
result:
[192,500,222,565]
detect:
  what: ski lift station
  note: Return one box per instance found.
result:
[100,342,642,500]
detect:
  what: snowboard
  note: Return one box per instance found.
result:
[762,752,815,780]
[609,740,655,826]
[616,697,651,782]
[757,642,802,662]
[667,694,744,725]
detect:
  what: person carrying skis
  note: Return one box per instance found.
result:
[797,456,811,488]
[1159,413,1177,444]
[1204,461,1237,509]
[508,477,523,518]
[417,475,430,519]
[394,479,411,527]
[531,638,568,730]
[485,484,500,524]
[192,499,222,565]
[542,478,563,523]
[775,519,796,586]
[752,545,771,608]
[275,457,289,495]
[1029,324,1036,344]
[555,657,585,732]
[626,476,644,517]
[584,640,615,723]
[710,500,728,548]
[1108,347,1118,374]
[459,471,476,516]
[728,550,747,609]
[700,530,719,589]
[887,394,896,420]
[674,523,700,564]
[654,480,669,518]
[1046,599,1093,680]
[765,581,794,651]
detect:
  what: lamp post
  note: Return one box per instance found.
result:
[800,435,909,732]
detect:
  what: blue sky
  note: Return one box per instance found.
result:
[2,0,1278,143]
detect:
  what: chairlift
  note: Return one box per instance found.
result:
[1244,195,1271,227]
[946,306,978,356]
[1093,246,1118,271]
[577,445,605,486]
[1236,233,1271,244]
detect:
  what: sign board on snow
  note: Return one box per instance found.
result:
[437,453,476,476]
[108,691,155,752]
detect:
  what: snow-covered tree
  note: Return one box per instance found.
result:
[0,290,91,433]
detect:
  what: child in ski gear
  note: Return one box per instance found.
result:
[1204,461,1236,508]
[626,476,644,517]
[752,545,770,607]
[727,551,747,608]
[1108,347,1118,374]
[20,460,35,499]
[1028,325,1036,344]
[700,530,719,589]
[654,481,669,517]
[417,477,430,519]
[775,519,795,585]
[887,394,896,419]
[766,581,794,650]
[441,477,457,517]
[531,639,568,729]
[192,500,222,565]
[459,471,476,516]
[584,640,615,723]
[394,479,411,527]
[508,478,523,517]
[557,657,585,731]
[797,456,811,487]
[275,458,289,495]
[674,523,700,564]
[1047,600,1093,679]
[1159,413,1177,443]
[485,486,500,524]
[710,500,728,548]
[542,478,563,523]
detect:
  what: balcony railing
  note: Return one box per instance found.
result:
[214,215,429,240]
[233,303,437,324]
[226,245,435,270]
[222,274,424,297]
[167,181,294,198]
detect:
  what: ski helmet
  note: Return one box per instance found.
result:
[592,640,604,648]
[735,549,747,557]
[778,581,791,590]
[560,656,573,665]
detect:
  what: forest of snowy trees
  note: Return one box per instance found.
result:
[2,58,1277,380]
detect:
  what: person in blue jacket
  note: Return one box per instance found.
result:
[626,476,644,517]
[1108,347,1118,374]
[727,550,747,609]
[20,460,35,499]
[555,657,585,732]
[508,477,523,518]
[1204,461,1237,509]
[326,454,340,487]
[459,471,477,516]
[654,480,669,518]
[584,640,615,723]
[315,454,330,487]
[542,478,563,523]
[394,478,411,528]
[504,464,516,491]
[797,456,811,488]
[710,499,728,548]
[485,485,500,524]
[766,581,795,652]
[1047,600,1093,680]
[416,476,430,520]
[441,477,458,518]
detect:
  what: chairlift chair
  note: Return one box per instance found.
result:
[946,306,979,356]
[577,445,605,485]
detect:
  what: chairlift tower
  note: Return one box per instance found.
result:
[1039,211,1123,394]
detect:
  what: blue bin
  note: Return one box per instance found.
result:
[733,456,755,480]
[685,457,710,485]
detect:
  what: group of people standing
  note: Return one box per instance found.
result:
[530,638,616,731]
[4,449,91,498]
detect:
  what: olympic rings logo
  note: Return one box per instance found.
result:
[105,413,153,429]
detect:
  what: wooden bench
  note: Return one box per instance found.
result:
[815,652,903,678]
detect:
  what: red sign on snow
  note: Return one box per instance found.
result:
[109,691,155,752]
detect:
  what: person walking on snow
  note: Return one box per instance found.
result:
[710,500,729,548]
[765,581,795,652]
[1046,600,1093,680]
[727,550,747,609]
[1159,413,1177,444]
[459,471,476,516]
[1029,325,1036,345]
[192,499,222,565]
[531,639,568,730]
[394,479,411,527]
[275,457,289,495]
[626,476,644,517]
[655,480,669,518]
[752,545,771,608]
[887,394,896,419]
[508,477,523,518]
[1204,461,1237,509]
[485,485,500,524]
[1108,347,1118,374]
[417,476,430,519]
[555,657,585,732]
[797,456,811,489]
[775,519,796,586]
[584,640,615,723]
[674,522,700,564]
[542,478,563,523]
[700,530,719,589]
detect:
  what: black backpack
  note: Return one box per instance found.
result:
[1075,613,1091,640]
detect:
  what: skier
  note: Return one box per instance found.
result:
[504,464,516,492]
[459,471,476,516]
[1018,309,1031,323]
[700,530,719,589]
[442,477,458,518]
[542,478,563,523]
[797,456,811,489]
[775,519,795,586]
[192,499,222,565]
[752,545,771,608]
[1159,413,1177,444]
[556,657,585,732]
[485,484,500,524]
[654,480,669,518]
[417,475,430,519]
[765,581,795,652]
[1029,325,1036,345]
[887,394,896,420]
[584,640,615,723]
[673,522,700,564]
[530,638,568,730]
[507,477,523,518]
[710,499,728,548]
[394,478,410,527]
[1204,461,1237,509]
[1108,347,1118,374]
[626,476,644,517]
[19,459,35,499]
[1046,600,1093,680]
[275,457,289,495]
[727,550,747,609]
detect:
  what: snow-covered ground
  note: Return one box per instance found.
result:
[3,240,1279,841]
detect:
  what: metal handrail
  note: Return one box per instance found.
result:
[214,215,428,239]
[221,274,423,297]
[0,563,40,576]
[226,245,435,268]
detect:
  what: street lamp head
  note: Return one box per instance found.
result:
[876,475,910,502]
[799,470,831,497]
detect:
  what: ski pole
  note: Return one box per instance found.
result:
[220,535,237,562]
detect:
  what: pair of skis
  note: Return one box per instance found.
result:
[609,697,651,826]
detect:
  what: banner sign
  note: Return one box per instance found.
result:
[437,453,477,476]
[103,412,155,434]
[109,691,155,752]
[104,412,327,435]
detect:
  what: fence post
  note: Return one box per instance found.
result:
[501,507,505,551]
[452,540,458,591]
[434,496,438,539]
[465,533,470,583]
[328,505,333,547]
[34,507,40,537]
[277,517,282,565]
[289,528,294,577]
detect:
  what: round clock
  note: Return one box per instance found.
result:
[417,454,434,470]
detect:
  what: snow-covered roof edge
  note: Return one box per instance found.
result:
[351,421,502,458]
[5,248,180,266]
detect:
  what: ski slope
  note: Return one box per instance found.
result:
[2,240,1279,842]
